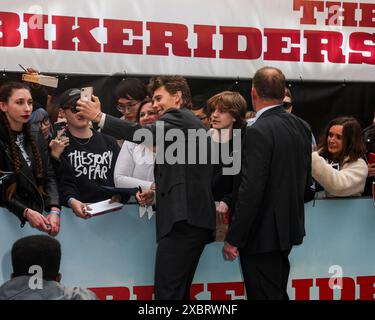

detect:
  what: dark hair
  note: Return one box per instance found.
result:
[318,116,366,166]
[58,88,80,110]
[253,66,286,100]
[0,82,46,201]
[206,91,247,129]
[115,78,148,101]
[135,97,153,123]
[283,87,293,110]
[284,87,292,99]
[0,81,30,102]
[148,76,192,109]
[46,94,62,123]
[11,235,61,281]
[191,96,210,117]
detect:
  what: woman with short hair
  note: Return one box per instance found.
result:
[29,107,52,141]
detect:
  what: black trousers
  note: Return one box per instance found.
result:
[239,249,291,300]
[154,221,213,300]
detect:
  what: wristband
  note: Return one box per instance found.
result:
[49,210,61,216]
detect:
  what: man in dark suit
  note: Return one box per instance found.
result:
[223,67,312,300]
[77,76,215,300]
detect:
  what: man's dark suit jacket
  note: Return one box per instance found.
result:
[102,108,216,241]
[226,105,312,254]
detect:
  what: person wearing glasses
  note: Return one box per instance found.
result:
[103,78,149,146]
[282,87,317,149]
[52,88,121,218]
[0,82,61,235]
[27,104,71,167]
[114,98,160,214]
[28,107,52,141]
[114,78,148,123]
[191,96,210,128]
[283,87,293,113]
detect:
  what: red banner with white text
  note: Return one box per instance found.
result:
[0,0,374,80]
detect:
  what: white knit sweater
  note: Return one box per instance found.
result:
[312,151,368,198]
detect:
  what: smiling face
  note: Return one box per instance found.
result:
[0,88,33,131]
[327,125,344,157]
[139,102,159,125]
[152,86,181,115]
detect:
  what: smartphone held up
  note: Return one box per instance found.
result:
[80,87,93,102]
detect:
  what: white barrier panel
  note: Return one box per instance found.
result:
[0,198,374,300]
[1,0,375,80]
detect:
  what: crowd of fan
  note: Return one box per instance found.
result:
[0,73,373,233]
[0,70,374,299]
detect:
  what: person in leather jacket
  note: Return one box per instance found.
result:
[0,82,61,236]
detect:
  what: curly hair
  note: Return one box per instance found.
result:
[148,76,192,110]
[0,82,46,200]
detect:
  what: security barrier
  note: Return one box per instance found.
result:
[0,198,374,300]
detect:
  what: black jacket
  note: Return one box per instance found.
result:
[212,128,245,208]
[226,106,312,253]
[0,124,60,226]
[102,108,216,241]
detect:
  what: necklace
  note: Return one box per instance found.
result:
[71,134,93,146]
